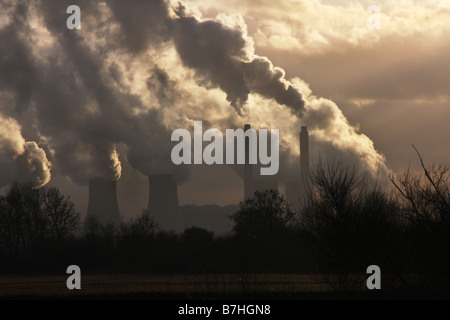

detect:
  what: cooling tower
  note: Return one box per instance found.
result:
[244,124,254,200]
[86,178,121,226]
[147,174,184,232]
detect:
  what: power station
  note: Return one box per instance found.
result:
[244,124,254,199]
[147,174,184,232]
[300,126,310,182]
[85,125,311,232]
[86,178,121,226]
[286,126,311,208]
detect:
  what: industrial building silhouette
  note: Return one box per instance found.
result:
[147,174,184,232]
[85,125,310,233]
[285,126,311,209]
[86,178,121,227]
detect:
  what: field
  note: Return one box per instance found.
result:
[0,273,340,299]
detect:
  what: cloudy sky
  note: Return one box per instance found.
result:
[0,0,449,219]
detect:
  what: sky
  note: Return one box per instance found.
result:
[0,0,449,220]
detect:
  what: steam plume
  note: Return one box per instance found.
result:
[0,0,387,190]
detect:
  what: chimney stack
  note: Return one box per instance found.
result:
[244,124,253,200]
[300,126,310,181]
[86,178,121,226]
[286,126,310,209]
[147,174,184,232]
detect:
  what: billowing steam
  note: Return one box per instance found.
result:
[171,5,305,116]
[0,0,387,189]
[0,115,50,187]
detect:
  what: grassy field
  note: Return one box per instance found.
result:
[3,273,425,299]
[0,273,341,299]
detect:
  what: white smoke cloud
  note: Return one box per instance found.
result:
[164,2,387,177]
[297,79,387,175]
[0,114,51,187]
[187,0,450,55]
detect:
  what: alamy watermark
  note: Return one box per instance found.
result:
[66,265,81,290]
[171,121,279,175]
[66,5,81,30]
[366,265,381,289]
[367,5,381,30]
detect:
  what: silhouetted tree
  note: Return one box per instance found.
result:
[182,226,214,243]
[0,182,80,254]
[301,160,405,292]
[390,146,450,294]
[82,215,103,239]
[230,189,295,241]
[44,187,81,242]
[83,216,120,248]
[120,214,158,241]
[229,189,296,272]
[181,227,215,272]
[116,215,158,271]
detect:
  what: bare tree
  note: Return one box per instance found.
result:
[390,146,450,294]
[83,214,103,238]
[0,182,80,253]
[390,146,450,226]
[44,187,80,241]
[301,160,404,292]
[120,214,158,240]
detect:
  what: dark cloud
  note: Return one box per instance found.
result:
[171,5,251,113]
[109,0,172,52]
[242,56,305,116]
[146,65,179,107]
[0,3,39,119]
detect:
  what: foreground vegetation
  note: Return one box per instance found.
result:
[0,273,430,300]
[1,151,450,299]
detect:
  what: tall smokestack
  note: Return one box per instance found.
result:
[286,126,310,209]
[244,124,253,200]
[300,126,310,180]
[147,174,184,232]
[86,178,121,226]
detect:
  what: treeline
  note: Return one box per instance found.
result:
[0,183,306,275]
[1,152,450,296]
